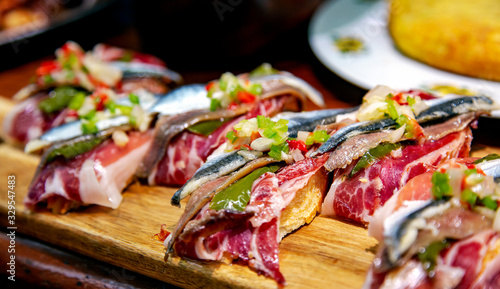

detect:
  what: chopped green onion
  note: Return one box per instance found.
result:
[248,63,279,78]
[81,120,98,134]
[105,101,117,114]
[461,189,478,206]
[269,142,289,160]
[248,83,263,95]
[431,172,452,200]
[116,105,132,115]
[68,92,86,110]
[129,115,137,126]
[407,96,416,106]
[481,196,498,210]
[129,93,140,104]
[312,130,330,143]
[43,74,54,85]
[81,109,96,121]
[257,115,273,129]
[226,130,237,143]
[210,98,221,111]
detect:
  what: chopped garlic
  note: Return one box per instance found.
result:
[112,130,129,147]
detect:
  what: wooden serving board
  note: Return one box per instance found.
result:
[0,91,498,288]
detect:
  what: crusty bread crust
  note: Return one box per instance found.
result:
[389,0,500,81]
[279,167,328,240]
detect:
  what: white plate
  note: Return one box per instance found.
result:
[308,0,500,101]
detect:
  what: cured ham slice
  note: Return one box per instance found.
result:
[25,131,152,213]
[149,96,289,186]
[167,154,329,285]
[3,42,178,146]
[322,128,472,224]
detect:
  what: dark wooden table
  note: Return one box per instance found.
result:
[0,16,369,289]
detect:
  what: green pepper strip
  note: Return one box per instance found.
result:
[418,239,451,273]
[474,154,500,164]
[350,143,401,177]
[209,165,281,212]
[187,118,232,136]
[46,137,104,163]
[39,86,85,114]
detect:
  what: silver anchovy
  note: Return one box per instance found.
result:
[250,73,325,108]
[148,84,209,115]
[311,118,398,157]
[25,84,208,153]
[171,150,263,206]
[272,106,359,138]
[379,199,449,272]
[416,95,494,123]
[476,157,500,183]
[109,61,183,84]
[312,95,495,156]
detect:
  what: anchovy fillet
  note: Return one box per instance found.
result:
[416,95,494,123]
[312,118,398,156]
[171,150,263,206]
[110,61,183,84]
[273,106,359,138]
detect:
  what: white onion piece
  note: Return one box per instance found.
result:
[250,137,274,151]
[290,149,305,162]
[112,130,129,147]
[297,131,310,143]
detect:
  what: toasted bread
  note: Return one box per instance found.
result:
[279,167,328,240]
[389,0,500,81]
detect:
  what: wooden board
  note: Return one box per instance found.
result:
[0,143,378,289]
[1,92,498,288]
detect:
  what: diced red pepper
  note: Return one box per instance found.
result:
[154,224,170,242]
[36,60,59,76]
[390,93,407,105]
[287,139,308,153]
[93,92,109,111]
[237,90,257,104]
[250,131,260,142]
[131,52,166,66]
[67,109,78,117]
[408,118,424,138]
[466,163,476,170]
[227,102,239,110]
[205,82,216,91]
[242,144,252,150]
[404,89,437,100]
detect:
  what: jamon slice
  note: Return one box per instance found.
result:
[25,131,152,213]
[322,128,471,224]
[167,154,329,285]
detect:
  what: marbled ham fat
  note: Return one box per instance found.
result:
[322,129,472,224]
[172,152,328,285]
[152,96,289,186]
[24,131,152,209]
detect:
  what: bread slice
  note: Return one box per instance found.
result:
[279,167,328,240]
[389,0,500,81]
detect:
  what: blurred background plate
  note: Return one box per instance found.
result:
[308,0,500,101]
[0,0,125,70]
